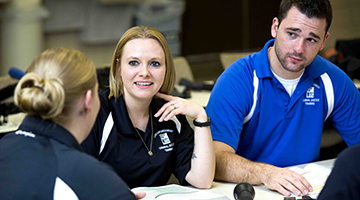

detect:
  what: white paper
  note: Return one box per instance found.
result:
[132,184,230,200]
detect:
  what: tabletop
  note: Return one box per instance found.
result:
[200,159,335,200]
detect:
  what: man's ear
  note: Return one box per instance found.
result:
[271,17,279,38]
[320,32,330,51]
[84,90,92,113]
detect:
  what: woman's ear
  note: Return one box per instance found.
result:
[84,90,92,113]
[116,58,121,77]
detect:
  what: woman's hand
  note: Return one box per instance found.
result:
[154,92,207,122]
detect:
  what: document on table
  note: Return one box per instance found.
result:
[288,163,332,194]
[256,163,332,198]
[131,184,230,200]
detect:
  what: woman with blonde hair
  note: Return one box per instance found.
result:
[82,25,215,189]
[0,47,137,199]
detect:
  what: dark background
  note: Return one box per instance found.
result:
[182,0,281,55]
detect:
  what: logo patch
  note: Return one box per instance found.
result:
[159,133,171,145]
[306,87,314,98]
[155,129,174,153]
[303,85,320,105]
[15,130,35,138]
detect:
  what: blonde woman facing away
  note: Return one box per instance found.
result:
[82,25,215,189]
[0,47,139,199]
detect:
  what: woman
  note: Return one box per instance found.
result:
[82,25,215,189]
[0,47,137,199]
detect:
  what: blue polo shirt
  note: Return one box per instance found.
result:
[206,39,360,167]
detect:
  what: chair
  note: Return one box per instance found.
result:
[219,52,253,69]
[173,56,194,84]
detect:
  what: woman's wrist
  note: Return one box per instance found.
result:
[193,117,211,127]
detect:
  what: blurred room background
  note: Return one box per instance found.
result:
[1,0,360,159]
[1,0,359,80]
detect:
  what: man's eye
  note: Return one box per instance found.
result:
[129,61,139,66]
[288,32,296,37]
[308,38,317,43]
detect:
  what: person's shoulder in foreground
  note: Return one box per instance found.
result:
[0,47,136,200]
[317,145,360,200]
[0,120,135,200]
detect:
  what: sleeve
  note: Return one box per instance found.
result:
[205,59,255,151]
[81,90,110,157]
[328,66,360,147]
[317,145,360,200]
[173,114,194,185]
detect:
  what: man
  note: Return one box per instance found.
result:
[206,0,360,197]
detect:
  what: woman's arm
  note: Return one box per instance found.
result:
[154,92,215,189]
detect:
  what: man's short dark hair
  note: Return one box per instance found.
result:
[278,0,333,33]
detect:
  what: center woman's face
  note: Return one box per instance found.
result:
[120,38,166,101]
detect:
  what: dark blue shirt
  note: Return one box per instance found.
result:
[82,89,194,188]
[0,116,135,200]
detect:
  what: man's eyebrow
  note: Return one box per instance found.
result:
[309,32,321,40]
[286,27,301,32]
[285,28,321,40]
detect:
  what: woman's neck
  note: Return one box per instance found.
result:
[54,114,87,144]
[123,94,152,131]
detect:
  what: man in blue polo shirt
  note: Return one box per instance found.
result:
[206,0,360,197]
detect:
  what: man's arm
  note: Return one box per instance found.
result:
[214,141,313,196]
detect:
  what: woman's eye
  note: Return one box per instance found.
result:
[129,61,139,66]
[150,61,161,67]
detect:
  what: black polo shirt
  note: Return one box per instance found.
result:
[82,89,194,188]
[0,116,135,200]
[318,144,360,200]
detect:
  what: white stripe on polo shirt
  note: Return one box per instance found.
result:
[99,112,182,155]
[244,70,259,124]
[170,116,181,134]
[53,177,78,200]
[244,70,334,124]
[320,73,334,121]
[99,112,114,155]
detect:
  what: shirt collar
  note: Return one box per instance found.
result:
[18,116,83,151]
[109,95,164,135]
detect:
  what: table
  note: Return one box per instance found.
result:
[0,112,26,134]
[201,159,335,200]
[188,90,211,108]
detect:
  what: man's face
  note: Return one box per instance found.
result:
[271,6,329,76]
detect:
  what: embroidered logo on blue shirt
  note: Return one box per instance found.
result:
[306,87,314,98]
[303,84,320,105]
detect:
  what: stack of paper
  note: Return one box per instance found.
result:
[288,163,332,195]
[131,184,230,200]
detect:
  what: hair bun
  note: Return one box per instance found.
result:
[14,73,65,119]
